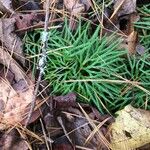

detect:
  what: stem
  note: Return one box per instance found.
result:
[25,0,50,127]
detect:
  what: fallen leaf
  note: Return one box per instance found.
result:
[0,64,15,84]
[13,13,40,32]
[110,105,150,150]
[127,31,137,55]
[128,13,140,34]
[113,0,137,17]
[42,93,112,149]
[118,13,140,55]
[0,0,14,13]
[17,1,40,11]
[0,47,25,82]
[54,93,77,108]
[53,136,74,150]
[1,129,29,150]
[64,0,91,30]
[64,0,85,16]
[0,48,40,129]
[0,18,25,65]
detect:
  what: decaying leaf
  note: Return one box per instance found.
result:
[110,105,150,150]
[0,0,14,13]
[0,47,25,82]
[13,13,40,32]
[64,0,90,16]
[114,0,137,17]
[42,93,112,150]
[0,48,40,129]
[64,0,91,30]
[1,129,29,150]
[16,0,40,11]
[0,18,25,65]
[54,92,76,108]
[118,13,142,55]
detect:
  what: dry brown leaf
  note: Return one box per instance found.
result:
[114,0,137,17]
[0,47,25,82]
[110,105,150,150]
[128,13,140,34]
[64,0,91,30]
[64,0,87,16]
[119,31,137,55]
[0,0,14,13]
[118,13,140,55]
[1,129,29,150]
[127,31,137,55]
[13,13,40,32]
[0,48,40,129]
[0,18,25,65]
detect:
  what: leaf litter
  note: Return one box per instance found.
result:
[0,0,149,150]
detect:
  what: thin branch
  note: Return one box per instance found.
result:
[25,0,50,127]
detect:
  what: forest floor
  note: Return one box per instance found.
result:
[0,0,150,150]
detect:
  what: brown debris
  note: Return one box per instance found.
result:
[0,48,41,129]
[13,13,40,32]
[0,18,25,65]
[54,92,77,108]
[42,93,113,150]
[64,0,92,30]
[0,129,29,150]
[0,0,14,13]
[113,0,137,17]
[109,2,144,55]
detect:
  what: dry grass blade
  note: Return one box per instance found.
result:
[110,0,126,20]
[17,125,43,142]
[16,127,32,150]
[85,117,111,145]
[64,79,150,95]
[78,104,111,149]
[40,118,51,150]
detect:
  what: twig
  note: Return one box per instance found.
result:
[57,117,73,145]
[25,0,50,127]
[40,118,52,150]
